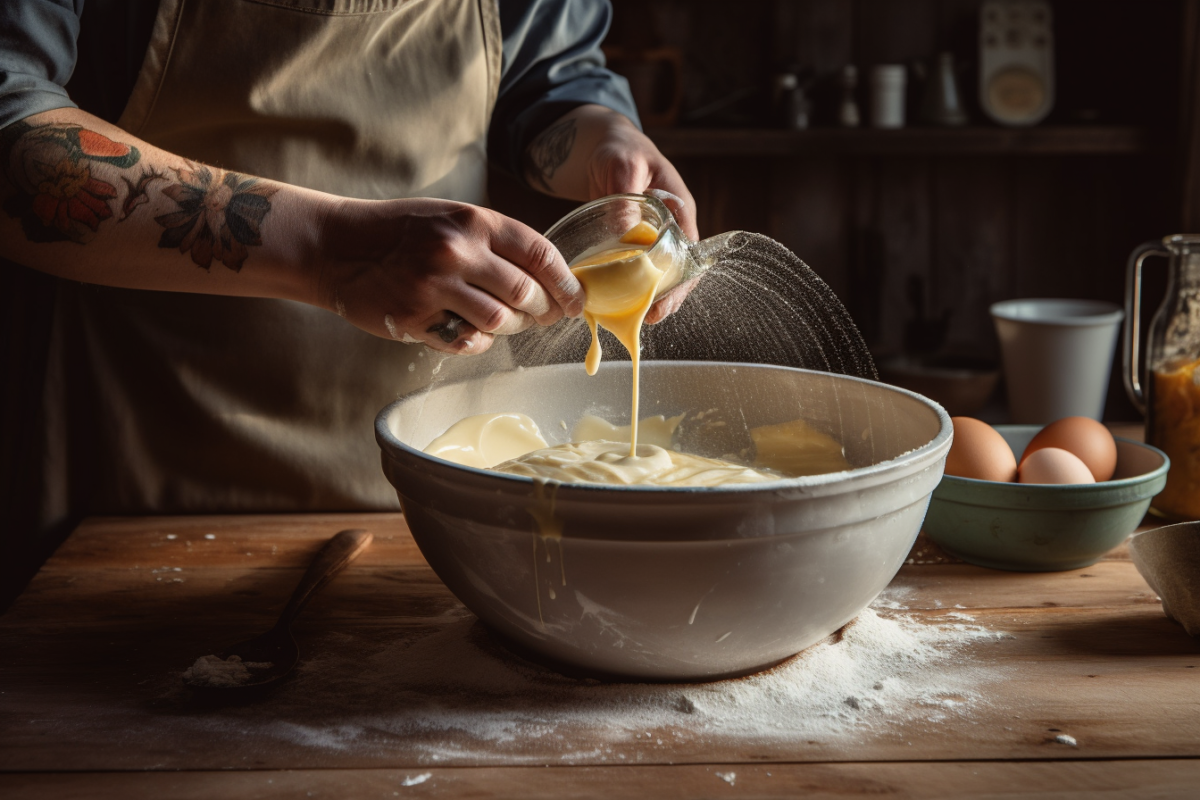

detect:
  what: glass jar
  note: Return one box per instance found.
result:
[1124,234,1200,520]
[543,193,738,301]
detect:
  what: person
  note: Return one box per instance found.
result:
[0,0,697,599]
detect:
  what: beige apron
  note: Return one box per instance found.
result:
[39,0,502,527]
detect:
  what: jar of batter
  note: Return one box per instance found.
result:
[544,192,740,301]
[1124,234,1200,520]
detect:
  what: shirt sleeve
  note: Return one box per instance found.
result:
[490,0,641,179]
[0,0,82,129]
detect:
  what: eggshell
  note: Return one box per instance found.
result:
[1020,416,1117,482]
[1019,447,1097,485]
[946,417,1017,482]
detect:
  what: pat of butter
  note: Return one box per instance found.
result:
[750,419,851,477]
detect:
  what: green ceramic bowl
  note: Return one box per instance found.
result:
[924,425,1169,572]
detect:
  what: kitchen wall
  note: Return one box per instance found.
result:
[493,0,1185,421]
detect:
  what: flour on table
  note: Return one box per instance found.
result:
[157,598,1011,764]
[400,773,432,786]
[182,654,273,688]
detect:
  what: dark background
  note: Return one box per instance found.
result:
[492,0,1189,423]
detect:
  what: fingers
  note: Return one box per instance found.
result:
[375,309,494,354]
[647,181,699,242]
[647,171,698,242]
[465,252,564,327]
[487,215,585,318]
[602,152,700,243]
[602,156,652,201]
[445,283,538,336]
[419,312,496,354]
[644,276,698,325]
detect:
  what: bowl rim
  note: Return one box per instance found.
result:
[935,424,1170,503]
[375,360,953,495]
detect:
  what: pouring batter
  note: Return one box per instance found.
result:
[420,224,852,488]
[569,244,665,456]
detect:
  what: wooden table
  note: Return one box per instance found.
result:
[2,513,1198,799]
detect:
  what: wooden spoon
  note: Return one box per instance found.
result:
[182,528,373,690]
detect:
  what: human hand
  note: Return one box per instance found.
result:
[314,198,585,353]
[577,111,699,325]
[524,105,701,326]
[581,113,698,243]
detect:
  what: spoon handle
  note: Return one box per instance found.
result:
[275,528,373,630]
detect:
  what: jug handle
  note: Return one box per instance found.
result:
[1124,241,1170,414]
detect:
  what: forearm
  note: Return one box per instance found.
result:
[0,108,331,305]
[522,104,633,200]
[1,108,583,354]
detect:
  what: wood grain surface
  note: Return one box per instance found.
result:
[2,513,1197,798]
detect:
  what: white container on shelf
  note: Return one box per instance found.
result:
[870,65,907,129]
[991,298,1125,424]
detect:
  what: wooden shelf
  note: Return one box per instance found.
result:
[649,126,1153,157]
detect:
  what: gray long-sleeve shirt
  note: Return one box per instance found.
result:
[0,0,640,178]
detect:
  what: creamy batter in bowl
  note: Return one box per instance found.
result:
[376,361,952,681]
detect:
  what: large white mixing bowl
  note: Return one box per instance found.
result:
[376,361,951,681]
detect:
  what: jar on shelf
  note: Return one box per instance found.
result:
[1124,234,1200,520]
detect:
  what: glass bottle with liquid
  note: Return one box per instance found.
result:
[1124,234,1200,520]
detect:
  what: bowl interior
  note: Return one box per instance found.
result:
[384,360,948,478]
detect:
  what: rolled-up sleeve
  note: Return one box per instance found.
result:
[490,0,640,178]
[0,0,82,129]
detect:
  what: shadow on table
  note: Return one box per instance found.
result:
[1046,607,1200,657]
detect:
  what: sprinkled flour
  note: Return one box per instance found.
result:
[400,773,432,786]
[168,599,1010,764]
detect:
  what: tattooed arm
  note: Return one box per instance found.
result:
[523,104,698,323]
[1,109,583,353]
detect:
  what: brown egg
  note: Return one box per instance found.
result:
[1018,447,1096,485]
[946,417,1017,482]
[1020,417,1117,482]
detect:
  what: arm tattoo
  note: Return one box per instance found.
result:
[1,120,138,243]
[155,165,276,271]
[2,119,275,271]
[525,117,576,191]
[119,168,167,220]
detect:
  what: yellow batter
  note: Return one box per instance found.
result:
[421,409,853,487]
[494,441,778,487]
[569,245,665,455]
[422,412,547,470]
[571,413,683,449]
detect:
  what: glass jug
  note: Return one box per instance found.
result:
[1124,234,1200,520]
[543,193,739,300]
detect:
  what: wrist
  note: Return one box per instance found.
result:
[270,186,346,310]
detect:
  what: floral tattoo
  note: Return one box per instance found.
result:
[1,120,138,243]
[155,166,276,271]
[2,119,275,271]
